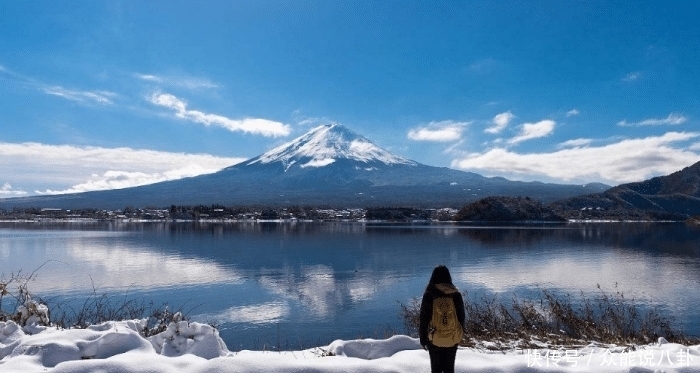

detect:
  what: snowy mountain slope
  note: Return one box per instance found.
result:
[0,125,608,209]
[245,124,416,170]
[219,124,492,187]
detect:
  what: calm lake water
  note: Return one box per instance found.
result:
[2,221,699,349]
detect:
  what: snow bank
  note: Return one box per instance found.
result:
[0,320,153,371]
[16,298,50,334]
[1,319,699,372]
[149,319,229,358]
[327,334,421,359]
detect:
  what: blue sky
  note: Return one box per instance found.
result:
[1,1,699,197]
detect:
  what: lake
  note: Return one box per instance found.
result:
[1,221,699,349]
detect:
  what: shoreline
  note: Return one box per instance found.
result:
[0,218,689,224]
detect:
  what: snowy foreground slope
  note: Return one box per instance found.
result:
[2,320,699,373]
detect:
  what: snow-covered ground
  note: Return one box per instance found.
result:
[1,319,699,373]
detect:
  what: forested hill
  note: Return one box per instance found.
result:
[453,161,700,222]
[551,160,700,220]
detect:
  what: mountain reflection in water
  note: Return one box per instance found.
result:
[1,221,698,348]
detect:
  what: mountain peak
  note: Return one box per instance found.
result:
[246,124,416,170]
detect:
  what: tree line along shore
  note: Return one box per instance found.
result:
[2,195,698,223]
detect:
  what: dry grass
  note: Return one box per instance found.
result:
[399,286,699,350]
[1,270,190,337]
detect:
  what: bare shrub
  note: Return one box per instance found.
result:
[2,269,192,338]
[1,270,45,325]
[399,286,699,350]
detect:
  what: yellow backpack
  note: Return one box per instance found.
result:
[428,296,463,347]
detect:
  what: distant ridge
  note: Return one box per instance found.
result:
[552,161,700,219]
[0,124,608,209]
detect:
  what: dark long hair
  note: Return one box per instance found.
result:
[426,265,453,291]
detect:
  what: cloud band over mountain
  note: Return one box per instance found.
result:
[0,142,244,196]
[452,131,700,184]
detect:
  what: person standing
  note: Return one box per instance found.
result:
[419,265,465,373]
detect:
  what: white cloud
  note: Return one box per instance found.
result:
[508,120,556,144]
[175,78,219,90]
[451,131,700,184]
[150,92,290,137]
[690,142,700,151]
[617,113,688,127]
[211,302,290,324]
[297,117,324,127]
[484,111,514,134]
[0,182,28,198]
[42,86,117,105]
[256,264,399,318]
[0,65,116,105]
[0,142,245,195]
[566,109,580,117]
[36,166,224,195]
[18,240,243,293]
[135,73,219,89]
[443,139,466,155]
[458,249,697,311]
[467,58,501,74]
[407,120,468,142]
[557,138,592,148]
[259,264,338,317]
[293,112,336,129]
[622,71,641,82]
[135,73,163,83]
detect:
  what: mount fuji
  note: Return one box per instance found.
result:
[0,124,608,209]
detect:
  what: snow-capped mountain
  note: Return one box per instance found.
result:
[246,124,416,171]
[0,125,609,209]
